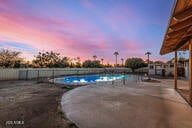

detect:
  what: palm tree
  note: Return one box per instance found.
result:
[76,57,81,68]
[93,55,97,61]
[145,51,152,79]
[145,51,151,64]
[113,51,119,67]
[101,58,104,65]
[77,57,80,63]
[121,58,124,66]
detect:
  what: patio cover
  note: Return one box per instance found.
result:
[160,0,192,55]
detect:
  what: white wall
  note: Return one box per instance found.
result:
[0,68,132,81]
[19,68,106,80]
[0,69,20,80]
[135,67,148,73]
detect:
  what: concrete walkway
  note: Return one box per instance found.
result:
[61,79,192,128]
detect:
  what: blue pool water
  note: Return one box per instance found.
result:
[55,74,131,84]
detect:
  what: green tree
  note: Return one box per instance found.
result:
[75,57,81,68]
[0,49,23,68]
[58,57,70,68]
[33,51,59,67]
[33,51,69,68]
[82,60,93,68]
[92,60,102,68]
[82,60,102,68]
[125,58,147,72]
[105,63,112,67]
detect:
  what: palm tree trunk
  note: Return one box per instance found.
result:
[147,54,151,79]
[116,55,117,67]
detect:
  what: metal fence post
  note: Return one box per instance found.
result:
[52,70,55,84]
[26,70,28,81]
[112,71,114,85]
[76,70,79,87]
[137,75,139,83]
[77,70,79,76]
[123,71,125,85]
[37,70,39,82]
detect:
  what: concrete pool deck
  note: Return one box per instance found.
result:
[61,79,192,128]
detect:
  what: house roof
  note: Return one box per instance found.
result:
[160,0,192,55]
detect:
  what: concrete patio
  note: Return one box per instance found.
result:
[61,79,192,128]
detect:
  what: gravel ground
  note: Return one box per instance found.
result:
[0,80,78,128]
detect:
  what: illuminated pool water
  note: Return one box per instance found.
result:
[54,74,131,84]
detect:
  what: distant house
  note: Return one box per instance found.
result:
[148,62,166,76]
[148,58,186,77]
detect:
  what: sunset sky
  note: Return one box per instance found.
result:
[0,0,180,64]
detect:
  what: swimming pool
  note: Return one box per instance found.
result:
[54,74,131,85]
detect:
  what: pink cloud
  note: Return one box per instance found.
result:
[0,6,110,61]
[0,44,35,61]
[0,0,170,64]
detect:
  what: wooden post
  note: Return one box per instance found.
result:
[189,39,192,102]
[174,51,178,90]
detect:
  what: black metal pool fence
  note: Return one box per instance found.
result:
[19,68,146,85]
